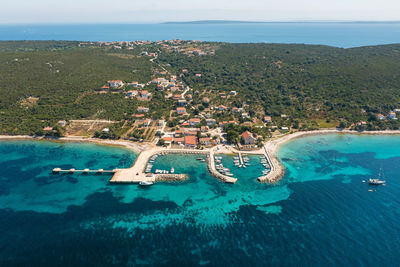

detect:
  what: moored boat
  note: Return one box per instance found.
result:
[139,181,154,186]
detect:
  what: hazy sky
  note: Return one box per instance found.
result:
[1,0,399,24]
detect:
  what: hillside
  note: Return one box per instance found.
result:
[1,40,400,137]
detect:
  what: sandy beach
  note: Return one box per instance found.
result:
[2,129,400,184]
[261,129,400,183]
[0,135,149,153]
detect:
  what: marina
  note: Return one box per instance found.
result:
[51,145,273,185]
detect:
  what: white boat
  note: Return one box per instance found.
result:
[170,167,175,173]
[368,168,386,185]
[139,181,154,186]
[368,178,385,185]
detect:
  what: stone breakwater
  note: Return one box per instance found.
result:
[154,173,188,182]
[207,153,237,184]
[257,144,284,183]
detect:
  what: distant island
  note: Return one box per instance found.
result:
[162,20,400,24]
[163,20,269,24]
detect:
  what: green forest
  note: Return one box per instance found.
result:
[1,41,400,135]
[159,43,400,123]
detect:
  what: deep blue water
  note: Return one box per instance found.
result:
[1,23,400,47]
[0,135,400,266]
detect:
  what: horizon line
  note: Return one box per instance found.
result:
[1,19,400,26]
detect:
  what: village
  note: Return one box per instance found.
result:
[50,39,400,152]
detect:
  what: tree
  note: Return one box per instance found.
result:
[226,130,239,144]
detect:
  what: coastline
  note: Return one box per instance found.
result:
[2,129,400,184]
[0,135,147,154]
[260,129,400,183]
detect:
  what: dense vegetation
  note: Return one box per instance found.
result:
[1,41,400,136]
[159,43,400,126]
[0,41,153,134]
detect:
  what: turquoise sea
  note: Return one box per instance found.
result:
[0,134,400,265]
[1,22,400,47]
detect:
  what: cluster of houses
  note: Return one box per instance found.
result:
[160,127,259,148]
[161,127,216,148]
[95,39,216,58]
[377,110,399,120]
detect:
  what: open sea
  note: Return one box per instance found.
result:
[1,22,400,47]
[0,134,400,266]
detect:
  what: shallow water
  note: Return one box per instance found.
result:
[0,135,400,265]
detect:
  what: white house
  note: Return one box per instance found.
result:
[137,107,149,113]
[108,80,123,88]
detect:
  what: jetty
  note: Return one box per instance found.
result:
[109,148,228,184]
[257,144,281,183]
[52,168,117,174]
[208,149,237,183]
[238,151,244,166]
[52,145,283,185]
[112,147,237,184]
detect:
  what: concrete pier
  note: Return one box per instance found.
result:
[110,147,238,184]
[53,147,240,184]
[257,145,281,183]
[208,150,237,183]
[53,168,117,174]
[110,148,210,184]
[238,151,244,166]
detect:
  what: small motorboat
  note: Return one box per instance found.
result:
[139,181,154,186]
[368,178,385,185]
[368,167,386,185]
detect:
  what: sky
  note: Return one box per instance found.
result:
[1,0,399,24]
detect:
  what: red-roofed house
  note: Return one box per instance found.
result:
[199,137,212,146]
[137,107,149,112]
[200,126,209,132]
[140,90,150,99]
[143,119,151,127]
[264,116,272,123]
[108,80,123,88]
[174,94,183,100]
[184,135,197,148]
[241,131,256,145]
[176,107,186,115]
[174,137,185,144]
[217,105,227,111]
[189,118,201,126]
[161,137,173,145]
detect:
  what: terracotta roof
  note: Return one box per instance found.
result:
[184,135,197,145]
[241,131,253,139]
